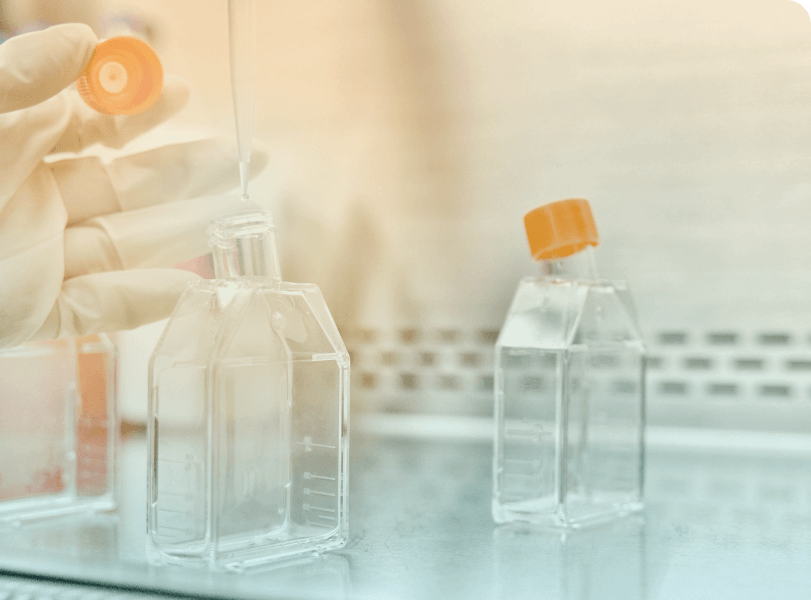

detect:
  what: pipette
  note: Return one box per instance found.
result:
[228,0,256,200]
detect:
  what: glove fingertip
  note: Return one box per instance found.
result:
[55,269,202,338]
[59,23,99,69]
[0,24,100,112]
[48,23,99,85]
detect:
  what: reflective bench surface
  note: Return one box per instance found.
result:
[1,423,810,600]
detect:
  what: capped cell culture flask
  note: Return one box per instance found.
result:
[493,199,645,528]
[0,335,117,524]
[147,211,349,571]
[76,36,163,115]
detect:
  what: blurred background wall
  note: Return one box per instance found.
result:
[3,0,811,431]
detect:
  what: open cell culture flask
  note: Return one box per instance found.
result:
[147,211,349,571]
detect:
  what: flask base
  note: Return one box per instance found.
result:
[146,527,347,572]
[492,497,644,530]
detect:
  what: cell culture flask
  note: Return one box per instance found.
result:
[493,199,645,528]
[147,211,349,571]
[0,335,117,524]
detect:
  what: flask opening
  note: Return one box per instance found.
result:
[208,211,281,282]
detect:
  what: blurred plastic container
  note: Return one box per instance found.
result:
[147,210,349,571]
[493,199,646,528]
[0,335,117,524]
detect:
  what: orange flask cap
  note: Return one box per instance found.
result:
[76,36,163,116]
[524,198,600,260]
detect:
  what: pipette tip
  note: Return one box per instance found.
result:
[238,160,250,201]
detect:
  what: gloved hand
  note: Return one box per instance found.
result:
[0,23,266,349]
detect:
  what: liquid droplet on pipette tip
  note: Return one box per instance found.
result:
[238,161,251,202]
[241,193,249,201]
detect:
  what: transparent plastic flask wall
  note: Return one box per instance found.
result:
[493,199,645,528]
[0,335,117,524]
[147,211,349,570]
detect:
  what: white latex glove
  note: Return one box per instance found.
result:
[0,24,265,349]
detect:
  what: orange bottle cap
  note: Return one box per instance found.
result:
[524,198,599,260]
[76,36,163,116]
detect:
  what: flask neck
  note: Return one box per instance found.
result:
[537,246,597,280]
[209,211,281,283]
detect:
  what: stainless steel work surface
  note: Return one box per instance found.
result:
[1,424,810,600]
